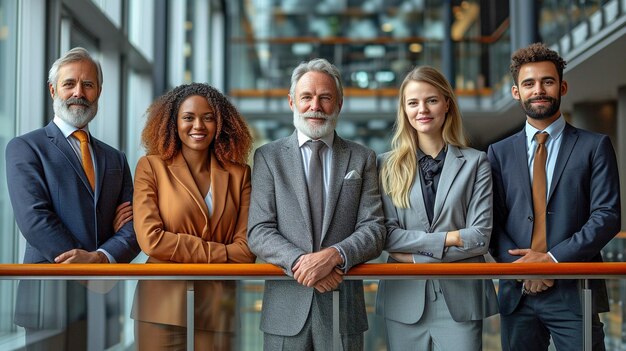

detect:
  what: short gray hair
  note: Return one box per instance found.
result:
[48,47,103,89]
[289,58,343,102]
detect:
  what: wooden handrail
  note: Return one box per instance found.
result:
[1,263,626,278]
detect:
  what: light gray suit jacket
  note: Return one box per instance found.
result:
[375,146,498,324]
[248,131,386,336]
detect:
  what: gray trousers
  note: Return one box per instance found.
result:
[263,293,363,351]
[384,280,482,351]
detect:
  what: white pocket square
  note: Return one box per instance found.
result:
[344,170,361,179]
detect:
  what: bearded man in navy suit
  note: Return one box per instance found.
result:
[488,43,620,351]
[6,47,139,350]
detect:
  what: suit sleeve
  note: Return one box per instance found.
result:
[222,165,256,263]
[247,148,308,276]
[378,153,448,259]
[98,152,140,263]
[411,152,493,263]
[487,144,518,262]
[549,135,621,262]
[381,188,448,260]
[6,137,79,262]
[332,150,386,271]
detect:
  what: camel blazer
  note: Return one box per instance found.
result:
[131,152,255,331]
[375,146,498,324]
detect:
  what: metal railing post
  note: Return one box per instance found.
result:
[583,279,592,351]
[187,281,194,351]
[333,290,340,351]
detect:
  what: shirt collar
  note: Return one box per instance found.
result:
[53,115,90,140]
[417,145,447,161]
[525,114,565,145]
[297,129,334,149]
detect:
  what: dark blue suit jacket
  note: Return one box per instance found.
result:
[488,123,620,316]
[6,121,139,327]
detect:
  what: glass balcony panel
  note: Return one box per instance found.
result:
[0,273,623,350]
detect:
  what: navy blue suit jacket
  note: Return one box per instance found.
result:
[6,121,139,327]
[488,123,620,315]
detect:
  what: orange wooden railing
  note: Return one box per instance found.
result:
[1,263,626,278]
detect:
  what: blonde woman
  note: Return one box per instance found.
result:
[376,66,498,350]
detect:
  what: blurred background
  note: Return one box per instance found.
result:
[1,0,625,349]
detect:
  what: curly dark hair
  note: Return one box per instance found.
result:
[141,83,252,165]
[510,42,567,85]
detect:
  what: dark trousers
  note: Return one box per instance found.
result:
[25,322,86,351]
[500,286,605,351]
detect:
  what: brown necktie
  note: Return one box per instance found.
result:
[531,132,548,252]
[73,130,95,190]
[307,141,325,252]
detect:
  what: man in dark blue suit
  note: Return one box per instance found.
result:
[6,47,139,350]
[488,43,620,351]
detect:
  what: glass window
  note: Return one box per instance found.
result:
[128,0,155,61]
[168,0,213,87]
[91,0,123,28]
[0,0,18,264]
[0,0,18,338]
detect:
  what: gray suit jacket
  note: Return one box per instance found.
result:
[488,123,620,315]
[247,131,386,336]
[375,146,498,324]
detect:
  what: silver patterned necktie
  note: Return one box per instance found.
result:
[307,141,325,252]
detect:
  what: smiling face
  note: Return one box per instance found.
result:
[403,80,449,138]
[49,60,101,128]
[177,95,216,155]
[289,71,342,139]
[512,60,568,125]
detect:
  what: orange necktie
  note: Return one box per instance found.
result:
[531,132,548,252]
[72,130,95,190]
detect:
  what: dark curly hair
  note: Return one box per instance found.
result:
[510,42,567,85]
[141,83,252,165]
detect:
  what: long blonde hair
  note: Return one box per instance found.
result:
[381,66,468,208]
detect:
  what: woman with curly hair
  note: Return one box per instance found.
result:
[131,83,255,350]
[376,66,498,350]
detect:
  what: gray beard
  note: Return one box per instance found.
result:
[293,109,338,140]
[53,95,98,128]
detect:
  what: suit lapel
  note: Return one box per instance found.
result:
[548,124,578,202]
[45,122,94,197]
[284,132,314,239]
[432,145,464,226]
[322,135,349,240]
[209,152,229,235]
[92,137,106,203]
[513,130,533,208]
[409,166,431,229]
[168,153,210,234]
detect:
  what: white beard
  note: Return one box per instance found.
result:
[293,109,339,140]
[53,95,98,128]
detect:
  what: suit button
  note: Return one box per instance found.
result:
[528,216,533,222]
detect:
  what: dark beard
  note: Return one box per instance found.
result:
[520,95,560,120]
